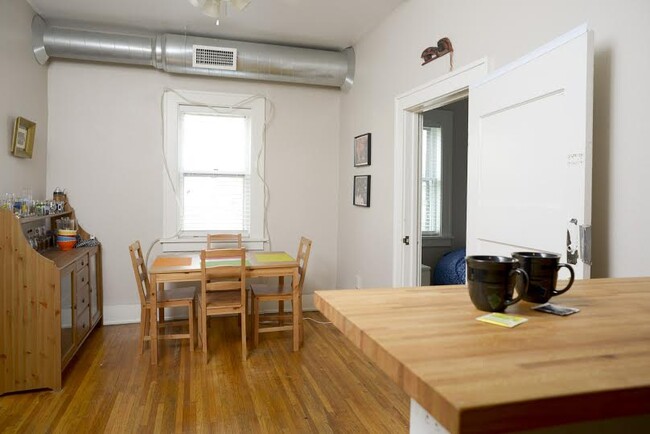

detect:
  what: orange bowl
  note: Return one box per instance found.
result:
[57,239,76,251]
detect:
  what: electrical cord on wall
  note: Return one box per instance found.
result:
[258,96,275,251]
[145,88,275,266]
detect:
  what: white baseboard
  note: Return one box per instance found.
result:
[103,304,142,325]
[103,293,316,325]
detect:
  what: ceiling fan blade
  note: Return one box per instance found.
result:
[230,0,252,11]
[187,0,206,8]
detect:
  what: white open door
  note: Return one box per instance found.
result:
[467,25,594,278]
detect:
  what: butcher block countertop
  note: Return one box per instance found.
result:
[314,277,650,434]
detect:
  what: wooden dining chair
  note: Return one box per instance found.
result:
[128,241,196,354]
[198,248,248,363]
[207,233,242,249]
[250,237,312,348]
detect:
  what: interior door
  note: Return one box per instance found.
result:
[466,25,594,278]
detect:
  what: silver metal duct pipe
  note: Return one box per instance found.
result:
[32,16,354,90]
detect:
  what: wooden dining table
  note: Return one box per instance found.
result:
[148,250,300,364]
[315,277,650,433]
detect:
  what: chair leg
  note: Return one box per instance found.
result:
[245,288,251,338]
[278,300,285,325]
[299,295,304,345]
[253,296,260,348]
[188,301,195,352]
[196,301,202,351]
[241,310,247,360]
[202,310,208,364]
[139,306,148,354]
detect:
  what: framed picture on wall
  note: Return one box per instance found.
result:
[11,117,36,159]
[353,175,371,207]
[354,133,371,167]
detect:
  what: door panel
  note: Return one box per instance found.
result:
[467,25,594,278]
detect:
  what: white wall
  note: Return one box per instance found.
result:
[0,0,47,198]
[337,0,650,288]
[47,61,340,322]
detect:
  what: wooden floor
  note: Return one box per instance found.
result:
[0,312,409,433]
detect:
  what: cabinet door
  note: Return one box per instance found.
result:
[60,263,75,361]
[89,250,101,325]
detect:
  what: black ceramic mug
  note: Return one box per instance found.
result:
[466,256,529,312]
[511,252,575,304]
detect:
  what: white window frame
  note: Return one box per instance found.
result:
[420,109,453,247]
[161,89,266,251]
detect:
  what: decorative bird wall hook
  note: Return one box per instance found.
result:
[421,37,454,70]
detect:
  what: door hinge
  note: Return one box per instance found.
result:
[402,236,410,246]
[580,224,592,266]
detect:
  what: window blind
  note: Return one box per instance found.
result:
[180,111,251,235]
[421,126,442,234]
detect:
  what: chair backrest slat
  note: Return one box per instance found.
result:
[207,233,242,249]
[206,280,242,291]
[129,241,150,306]
[296,237,313,291]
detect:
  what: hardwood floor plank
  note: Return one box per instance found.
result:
[0,312,408,433]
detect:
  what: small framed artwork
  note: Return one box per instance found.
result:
[354,133,371,167]
[353,175,371,207]
[11,117,36,159]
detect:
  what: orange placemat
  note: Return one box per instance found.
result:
[153,257,192,267]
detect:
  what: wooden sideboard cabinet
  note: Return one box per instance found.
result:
[0,204,103,395]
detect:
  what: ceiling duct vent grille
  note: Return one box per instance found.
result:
[192,45,237,70]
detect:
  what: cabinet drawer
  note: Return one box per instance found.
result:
[76,306,90,343]
[76,283,90,313]
[75,254,89,271]
[76,266,89,289]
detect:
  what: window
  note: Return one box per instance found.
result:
[162,90,265,250]
[420,109,453,242]
[180,109,250,233]
[421,126,442,234]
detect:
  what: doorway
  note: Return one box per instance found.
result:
[419,99,468,286]
[392,59,487,287]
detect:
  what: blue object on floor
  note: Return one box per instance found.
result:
[433,248,466,285]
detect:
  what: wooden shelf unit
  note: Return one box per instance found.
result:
[0,204,103,395]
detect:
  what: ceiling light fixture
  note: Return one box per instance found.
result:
[187,0,252,19]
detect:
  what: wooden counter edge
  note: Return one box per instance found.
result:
[314,289,462,433]
[314,285,650,434]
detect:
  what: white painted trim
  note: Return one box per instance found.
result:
[102,293,316,325]
[472,24,587,88]
[103,304,142,325]
[393,59,487,287]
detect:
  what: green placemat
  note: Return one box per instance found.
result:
[254,252,295,263]
[206,259,251,267]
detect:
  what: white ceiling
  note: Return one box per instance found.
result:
[27,0,406,50]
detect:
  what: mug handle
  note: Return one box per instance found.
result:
[553,263,575,296]
[505,268,528,306]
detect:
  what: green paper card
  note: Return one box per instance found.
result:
[476,312,528,328]
[254,252,294,263]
